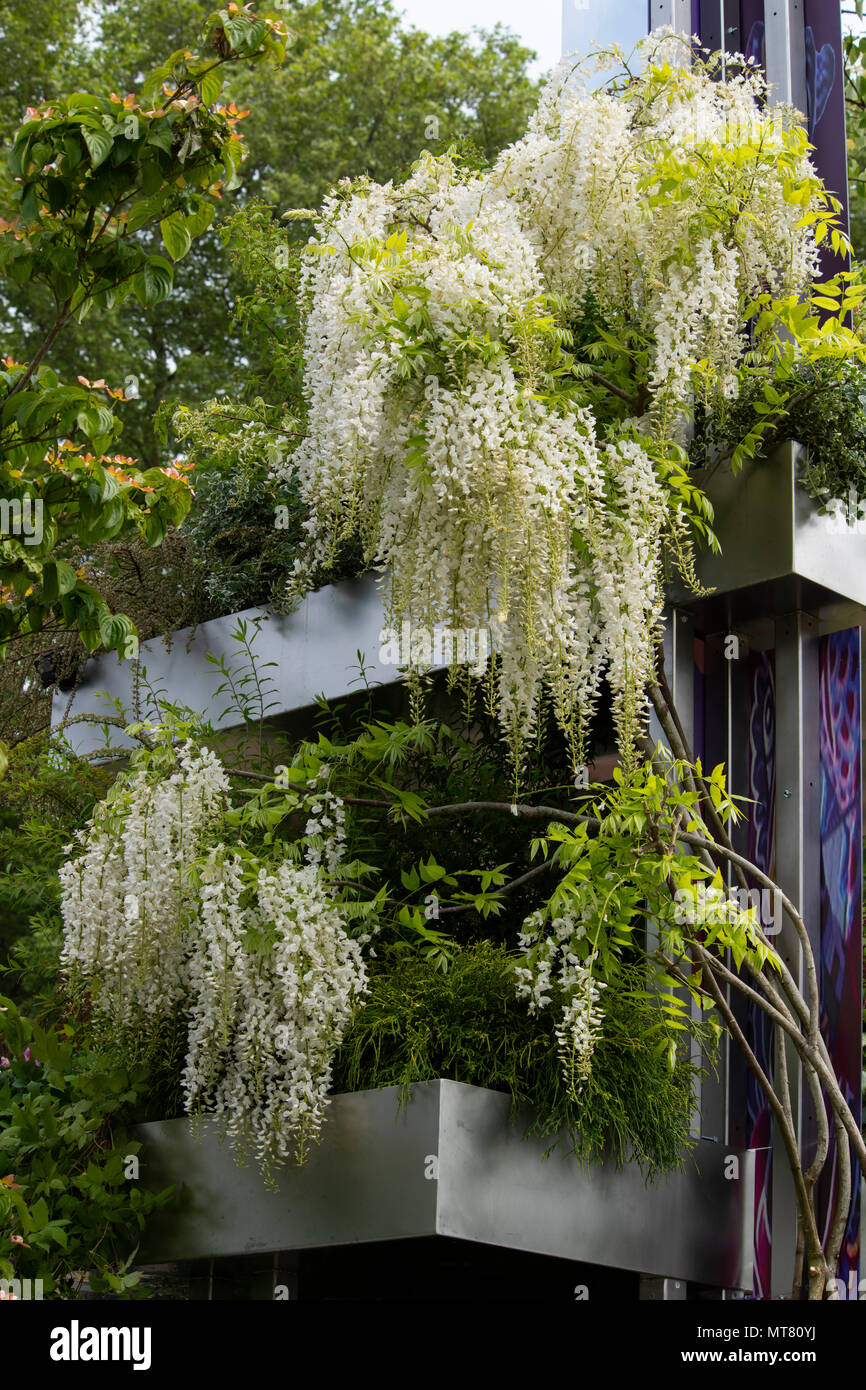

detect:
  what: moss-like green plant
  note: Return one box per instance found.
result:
[331,941,712,1181]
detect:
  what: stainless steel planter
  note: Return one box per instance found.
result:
[135,1080,754,1290]
[670,439,866,622]
[52,574,395,759]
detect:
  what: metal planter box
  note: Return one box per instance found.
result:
[135,1080,753,1290]
[670,439,866,618]
[52,574,395,759]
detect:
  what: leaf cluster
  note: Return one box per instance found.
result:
[331,942,707,1180]
[0,997,175,1298]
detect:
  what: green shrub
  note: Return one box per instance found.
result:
[690,359,866,509]
[331,941,708,1181]
[0,999,175,1298]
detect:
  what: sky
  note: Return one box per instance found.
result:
[391,1,865,80]
[391,0,565,76]
[389,0,666,77]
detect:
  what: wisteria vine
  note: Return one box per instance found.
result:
[278,30,858,769]
[59,742,368,1179]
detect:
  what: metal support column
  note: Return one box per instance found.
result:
[663,609,709,1140]
[649,0,693,34]
[764,0,808,113]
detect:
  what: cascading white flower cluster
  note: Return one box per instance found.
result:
[183,853,366,1173]
[278,30,826,765]
[59,743,230,1033]
[59,744,367,1177]
[491,38,819,420]
[515,907,606,1094]
[281,156,667,761]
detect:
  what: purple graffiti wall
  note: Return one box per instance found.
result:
[818,629,862,1296]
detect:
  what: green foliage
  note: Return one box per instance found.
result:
[170,393,365,612]
[331,942,706,1180]
[7,1,541,473]
[0,997,175,1298]
[0,3,541,731]
[0,731,111,1004]
[536,754,780,989]
[0,1,88,145]
[0,6,288,661]
[235,678,591,951]
[845,17,866,262]
[691,357,866,509]
[179,464,307,612]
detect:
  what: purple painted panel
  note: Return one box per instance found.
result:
[818,629,862,1295]
[803,1,849,296]
[739,2,765,73]
[803,2,847,207]
[692,2,847,269]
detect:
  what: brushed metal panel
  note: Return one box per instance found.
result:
[649,1,693,37]
[671,442,866,613]
[136,1081,753,1288]
[434,1081,750,1287]
[137,1084,439,1261]
[771,611,822,1297]
[52,574,396,758]
[765,0,808,115]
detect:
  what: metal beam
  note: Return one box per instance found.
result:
[649,0,694,33]
[765,0,808,115]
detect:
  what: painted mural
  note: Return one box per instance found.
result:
[818,629,862,1297]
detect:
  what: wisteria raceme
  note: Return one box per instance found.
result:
[59,741,368,1178]
[278,30,837,765]
[183,855,367,1175]
[554,965,607,1097]
[515,907,606,1092]
[59,742,229,1035]
[491,34,820,419]
[281,152,661,762]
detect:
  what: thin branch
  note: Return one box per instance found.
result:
[677,827,820,1050]
[439,856,556,913]
[825,1108,853,1295]
[584,367,643,410]
[648,674,750,893]
[666,950,828,1291]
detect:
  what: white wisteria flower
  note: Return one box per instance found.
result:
[276,31,841,768]
[183,854,367,1175]
[59,742,230,1035]
[59,740,367,1178]
[515,906,606,1094]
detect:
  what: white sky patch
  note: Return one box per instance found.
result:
[393,0,563,76]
